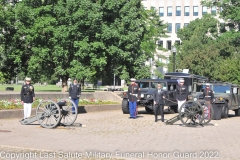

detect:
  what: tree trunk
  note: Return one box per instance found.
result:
[81,78,85,90]
[61,76,68,92]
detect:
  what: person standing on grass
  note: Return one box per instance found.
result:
[20,77,35,120]
[69,78,81,113]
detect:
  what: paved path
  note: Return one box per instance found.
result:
[0,108,239,160]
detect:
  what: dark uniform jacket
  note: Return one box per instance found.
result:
[176,84,187,101]
[127,84,140,102]
[69,83,81,99]
[20,84,35,103]
[153,89,166,105]
[203,88,214,103]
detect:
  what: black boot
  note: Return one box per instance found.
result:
[162,117,164,122]
[155,116,158,122]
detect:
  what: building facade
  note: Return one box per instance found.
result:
[142,0,217,77]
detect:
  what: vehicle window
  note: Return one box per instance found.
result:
[196,84,213,92]
[168,84,177,91]
[213,85,231,93]
[151,82,167,90]
[138,82,149,88]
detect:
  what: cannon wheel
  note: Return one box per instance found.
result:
[201,102,214,125]
[58,98,78,126]
[36,100,61,129]
[179,101,204,127]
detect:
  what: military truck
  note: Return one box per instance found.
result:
[121,79,179,114]
[163,72,209,112]
[189,82,240,119]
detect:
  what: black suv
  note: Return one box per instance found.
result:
[121,79,179,113]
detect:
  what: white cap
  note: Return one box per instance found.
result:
[206,83,210,86]
[25,77,31,81]
[179,79,184,82]
[130,78,136,82]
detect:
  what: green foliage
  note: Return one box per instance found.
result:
[0,72,5,84]
[0,0,167,86]
[174,1,240,84]
[176,15,220,79]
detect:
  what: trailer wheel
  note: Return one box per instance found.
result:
[201,103,214,125]
[122,99,129,114]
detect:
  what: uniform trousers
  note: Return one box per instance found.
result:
[155,104,164,121]
[71,98,79,113]
[24,103,32,119]
[129,101,137,118]
[178,100,186,112]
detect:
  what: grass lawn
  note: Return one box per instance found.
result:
[0,84,62,92]
[0,85,111,92]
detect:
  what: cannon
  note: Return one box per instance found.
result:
[19,98,78,129]
[165,100,214,127]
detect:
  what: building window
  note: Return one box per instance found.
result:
[159,7,164,17]
[167,41,172,50]
[211,6,216,15]
[157,40,163,47]
[184,6,190,16]
[167,23,172,33]
[176,6,181,16]
[193,6,198,16]
[167,7,172,16]
[202,6,207,15]
[175,23,181,33]
[184,23,189,27]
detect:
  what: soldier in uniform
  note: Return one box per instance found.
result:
[127,78,140,119]
[176,79,187,112]
[20,77,35,119]
[69,78,81,113]
[203,83,214,103]
[153,83,166,122]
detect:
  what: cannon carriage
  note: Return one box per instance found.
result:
[165,100,214,127]
[20,98,78,129]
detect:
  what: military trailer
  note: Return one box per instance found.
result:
[190,82,240,119]
[121,79,179,114]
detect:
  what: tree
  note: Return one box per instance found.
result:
[175,15,220,79]
[0,0,168,89]
[200,0,240,83]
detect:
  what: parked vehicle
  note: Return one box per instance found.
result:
[121,79,178,114]
[189,82,240,119]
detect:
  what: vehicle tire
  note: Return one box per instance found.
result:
[221,103,229,118]
[145,106,153,113]
[122,99,129,114]
[235,109,240,116]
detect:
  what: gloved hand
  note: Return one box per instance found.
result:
[77,95,80,97]
[69,97,71,99]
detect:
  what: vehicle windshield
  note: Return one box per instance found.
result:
[213,85,231,93]
[138,82,149,88]
[197,85,213,92]
[150,82,167,90]
[196,84,231,93]
[137,81,167,90]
